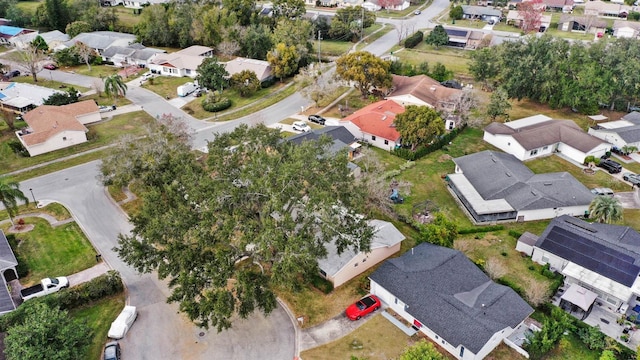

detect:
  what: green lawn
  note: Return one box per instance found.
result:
[113,6,143,32]
[0,111,153,175]
[70,294,126,360]
[14,0,40,14]
[10,75,90,93]
[394,45,471,76]
[62,64,122,79]
[0,203,71,224]
[8,149,109,182]
[543,332,601,360]
[141,76,193,99]
[1,218,97,286]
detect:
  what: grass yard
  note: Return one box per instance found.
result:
[300,315,418,360]
[0,110,153,175]
[1,218,97,285]
[7,149,108,182]
[394,45,471,76]
[113,6,143,31]
[543,332,601,360]
[81,93,132,107]
[0,45,10,54]
[70,294,126,360]
[322,91,378,119]
[14,0,40,15]
[63,64,122,79]
[0,202,71,224]
[213,83,299,122]
[141,76,193,100]
[527,156,628,191]
[9,75,90,93]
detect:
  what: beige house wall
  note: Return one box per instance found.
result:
[329,243,401,288]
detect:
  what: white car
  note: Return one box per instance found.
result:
[141,72,154,81]
[292,121,311,132]
[99,105,114,113]
[108,305,137,339]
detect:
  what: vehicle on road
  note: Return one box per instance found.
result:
[108,305,138,339]
[292,121,311,132]
[21,277,69,301]
[598,158,622,174]
[414,10,421,15]
[346,294,381,320]
[623,172,640,186]
[103,341,121,360]
[43,64,57,70]
[308,114,326,125]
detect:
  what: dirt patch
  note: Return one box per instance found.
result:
[123,125,135,130]
[438,154,452,162]
[5,224,34,234]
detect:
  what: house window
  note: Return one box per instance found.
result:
[371,135,376,141]
[319,269,326,277]
[636,296,640,302]
[404,304,409,311]
[395,298,398,304]
[435,335,439,339]
[362,258,366,263]
[543,146,549,150]
[541,254,549,263]
[507,142,511,146]
[530,149,539,156]
[442,340,445,345]
[185,69,191,74]
[460,347,465,357]
[607,297,618,305]
[384,140,389,145]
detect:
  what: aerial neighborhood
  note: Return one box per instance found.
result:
[3,0,640,359]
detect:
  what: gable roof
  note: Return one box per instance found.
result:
[288,126,357,151]
[535,215,640,286]
[224,57,273,82]
[622,111,640,124]
[613,19,640,30]
[63,31,136,51]
[0,82,61,109]
[461,5,502,17]
[370,243,533,353]
[11,30,69,45]
[0,25,31,37]
[484,119,605,153]
[21,100,97,146]
[318,219,405,277]
[150,45,214,71]
[0,231,18,271]
[342,100,404,141]
[388,75,462,107]
[101,44,165,61]
[558,15,608,28]
[585,0,630,13]
[593,123,640,143]
[453,150,594,211]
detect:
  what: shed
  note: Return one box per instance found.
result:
[516,231,538,256]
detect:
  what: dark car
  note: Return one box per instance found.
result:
[103,341,121,360]
[9,70,20,77]
[598,158,622,174]
[308,114,326,125]
[345,294,381,320]
[43,64,57,70]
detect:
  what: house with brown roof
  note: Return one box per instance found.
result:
[483,114,610,164]
[584,1,630,18]
[223,57,274,83]
[148,45,215,78]
[507,10,552,30]
[613,20,640,38]
[340,100,404,151]
[557,15,608,34]
[15,100,100,156]
[387,74,464,130]
[541,0,574,13]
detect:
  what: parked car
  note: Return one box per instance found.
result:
[623,172,640,186]
[598,158,622,174]
[20,277,69,301]
[99,105,116,113]
[345,294,381,320]
[9,70,20,78]
[103,341,121,360]
[140,72,153,81]
[43,63,57,70]
[292,121,311,132]
[591,187,614,196]
[108,305,138,339]
[308,114,326,125]
[414,10,421,15]
[193,88,205,97]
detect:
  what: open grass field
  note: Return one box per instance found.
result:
[63,64,122,79]
[214,83,299,122]
[394,45,471,76]
[141,76,192,100]
[70,294,126,360]
[1,218,97,286]
[0,110,153,175]
[10,75,90,93]
[14,0,40,14]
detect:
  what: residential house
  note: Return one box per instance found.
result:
[541,0,574,13]
[340,0,365,6]
[588,112,640,150]
[340,99,404,151]
[461,5,503,23]
[370,242,534,360]
[443,28,486,49]
[0,231,18,315]
[318,219,404,287]
[557,15,608,34]
[386,74,463,129]
[9,30,69,50]
[362,0,410,11]
[506,11,553,30]
[529,215,640,314]
[148,45,215,78]
[0,25,35,45]
[16,100,100,156]
[0,82,61,114]
[101,44,166,68]
[224,57,274,84]
[584,1,630,18]
[483,115,610,164]
[287,126,362,162]
[447,150,595,223]
[123,0,169,10]
[57,31,137,55]
[613,20,640,38]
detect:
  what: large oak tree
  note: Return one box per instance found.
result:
[335,51,392,98]
[102,122,374,331]
[393,105,444,151]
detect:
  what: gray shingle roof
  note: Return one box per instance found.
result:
[287,126,357,153]
[454,150,594,212]
[0,231,17,270]
[622,112,640,124]
[535,215,640,286]
[370,243,533,353]
[462,5,502,17]
[63,32,136,51]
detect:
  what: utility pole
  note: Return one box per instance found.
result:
[361,7,364,42]
[317,30,322,64]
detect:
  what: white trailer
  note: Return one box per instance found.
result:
[177,82,198,97]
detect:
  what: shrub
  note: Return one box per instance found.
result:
[508,230,522,239]
[309,274,333,294]
[392,124,466,161]
[54,270,124,310]
[6,235,28,278]
[496,277,524,297]
[404,31,424,48]
[202,97,232,112]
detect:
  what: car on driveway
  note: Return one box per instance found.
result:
[292,121,311,132]
[623,172,640,186]
[103,341,121,360]
[308,114,326,125]
[99,105,116,113]
[108,305,137,339]
[346,294,381,320]
[43,63,57,70]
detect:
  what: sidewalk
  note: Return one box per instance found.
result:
[68,262,110,286]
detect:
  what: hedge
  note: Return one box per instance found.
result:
[404,31,424,48]
[392,124,467,161]
[202,97,232,112]
[458,225,504,234]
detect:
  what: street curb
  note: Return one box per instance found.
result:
[277,297,301,358]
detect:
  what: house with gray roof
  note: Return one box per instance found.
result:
[148,45,214,78]
[461,5,502,23]
[370,243,533,360]
[101,43,165,68]
[57,31,137,55]
[484,114,610,164]
[530,215,640,314]
[588,112,640,151]
[288,126,361,159]
[318,219,404,287]
[448,150,594,223]
[10,30,69,50]
[0,230,19,315]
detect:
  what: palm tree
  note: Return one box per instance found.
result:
[104,74,127,100]
[0,176,28,226]
[588,195,623,224]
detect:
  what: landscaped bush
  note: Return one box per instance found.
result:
[6,234,29,278]
[202,97,232,112]
[458,225,504,234]
[392,124,467,161]
[508,230,522,239]
[404,31,424,49]
[308,274,333,294]
[54,270,124,310]
[6,140,28,157]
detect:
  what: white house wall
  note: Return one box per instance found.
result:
[482,132,528,160]
[387,94,430,107]
[518,205,589,222]
[362,131,397,151]
[331,243,400,288]
[588,128,628,147]
[23,130,87,156]
[474,327,517,360]
[615,27,637,38]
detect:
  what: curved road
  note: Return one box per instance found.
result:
[7,2,451,358]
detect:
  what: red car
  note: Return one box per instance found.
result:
[43,64,57,70]
[345,295,381,320]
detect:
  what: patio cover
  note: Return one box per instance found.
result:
[561,284,598,311]
[589,114,608,122]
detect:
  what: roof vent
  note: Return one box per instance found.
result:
[531,190,537,196]
[430,85,437,92]
[381,115,387,121]
[544,182,552,186]
[505,172,511,177]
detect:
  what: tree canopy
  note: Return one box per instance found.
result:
[589,195,623,224]
[394,105,444,151]
[425,25,449,49]
[230,69,261,97]
[399,340,444,360]
[104,74,127,99]
[329,6,376,42]
[0,176,28,226]
[196,58,229,91]
[43,87,80,106]
[267,43,300,81]
[101,122,374,331]
[335,51,392,97]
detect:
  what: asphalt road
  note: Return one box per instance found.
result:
[19,162,296,360]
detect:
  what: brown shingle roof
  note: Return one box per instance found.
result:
[21,100,96,146]
[389,75,462,108]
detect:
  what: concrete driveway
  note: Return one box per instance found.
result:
[19,162,295,360]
